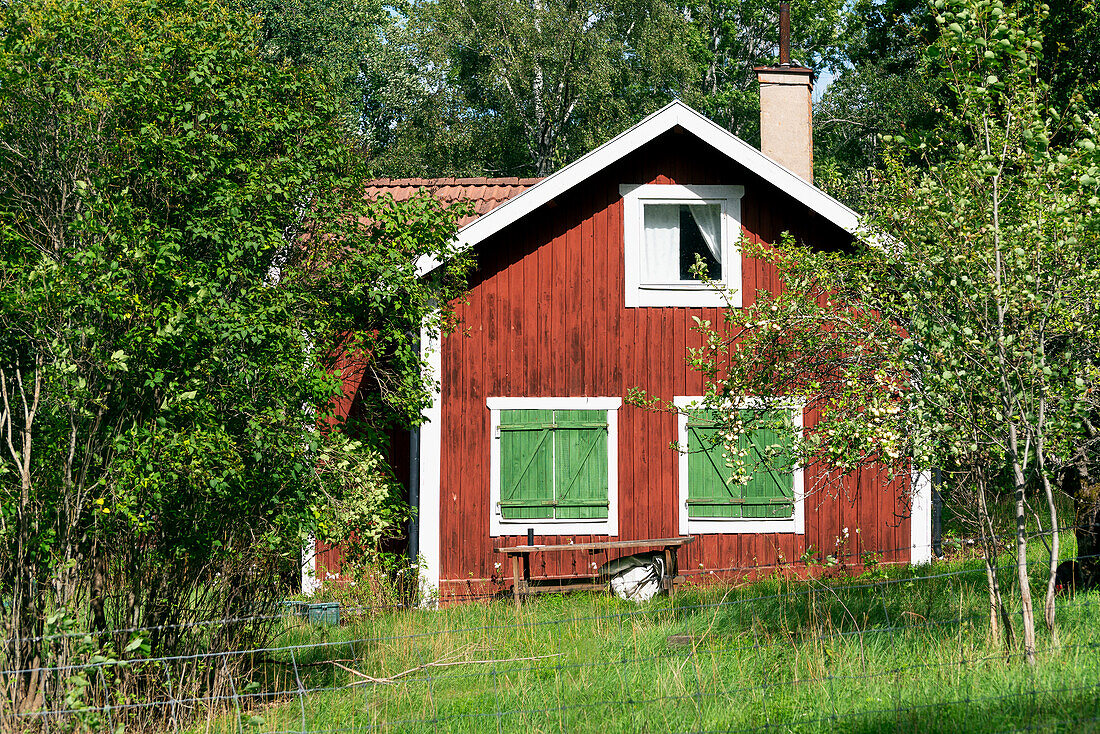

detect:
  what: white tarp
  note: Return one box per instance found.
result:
[602,552,667,602]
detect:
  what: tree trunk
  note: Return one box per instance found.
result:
[1040,464,1059,643]
[1008,428,1037,665]
[983,554,1000,642]
[1076,499,1100,569]
[978,475,1014,648]
[985,112,1037,664]
[1,361,47,717]
[1065,463,1100,578]
[90,554,108,638]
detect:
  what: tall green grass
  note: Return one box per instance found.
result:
[202,557,1100,734]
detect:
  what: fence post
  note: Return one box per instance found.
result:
[290,647,307,734]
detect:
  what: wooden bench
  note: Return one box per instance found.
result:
[495,537,695,608]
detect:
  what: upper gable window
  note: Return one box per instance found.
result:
[621,184,745,308]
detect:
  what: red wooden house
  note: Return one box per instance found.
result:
[308,66,932,600]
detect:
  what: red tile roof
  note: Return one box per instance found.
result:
[363,177,543,228]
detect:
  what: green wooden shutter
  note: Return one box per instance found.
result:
[498,408,610,521]
[742,414,794,518]
[686,408,794,520]
[686,410,738,518]
[553,409,609,520]
[499,409,553,520]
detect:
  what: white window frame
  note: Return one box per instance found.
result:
[674,396,805,535]
[487,396,621,537]
[621,184,745,308]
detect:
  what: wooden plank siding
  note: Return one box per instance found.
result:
[314,345,414,584]
[435,130,910,601]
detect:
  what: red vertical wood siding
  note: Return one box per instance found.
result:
[315,348,413,583]
[437,132,910,599]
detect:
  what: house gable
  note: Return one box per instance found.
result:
[417,100,861,276]
[461,127,855,311]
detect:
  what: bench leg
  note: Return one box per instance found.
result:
[511,555,523,609]
[664,548,675,599]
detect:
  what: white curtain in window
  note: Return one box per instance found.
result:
[688,204,722,263]
[641,204,680,283]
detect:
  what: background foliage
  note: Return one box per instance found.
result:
[0,0,468,723]
[813,0,1100,207]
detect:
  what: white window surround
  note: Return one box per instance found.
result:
[621,184,745,308]
[674,396,805,535]
[487,396,621,537]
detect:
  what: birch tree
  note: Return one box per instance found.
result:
[413,0,696,176]
[685,0,1100,664]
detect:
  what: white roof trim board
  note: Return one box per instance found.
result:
[417,100,861,275]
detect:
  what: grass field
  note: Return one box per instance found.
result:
[204,554,1100,734]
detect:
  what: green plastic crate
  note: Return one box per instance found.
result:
[283,600,340,626]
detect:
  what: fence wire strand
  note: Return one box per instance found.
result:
[9,547,1099,680]
[3,534,1099,733]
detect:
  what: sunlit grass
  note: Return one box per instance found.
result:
[197,554,1100,733]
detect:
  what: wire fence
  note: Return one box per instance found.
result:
[2,533,1099,733]
[8,551,1096,672]
[1,524,1079,648]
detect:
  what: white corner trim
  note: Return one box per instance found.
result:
[418,325,443,599]
[673,396,805,535]
[301,535,320,596]
[910,469,933,565]
[621,184,744,308]
[488,396,621,537]
[416,100,861,276]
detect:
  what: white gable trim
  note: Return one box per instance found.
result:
[417,100,861,275]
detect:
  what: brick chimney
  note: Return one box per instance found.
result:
[754,2,814,182]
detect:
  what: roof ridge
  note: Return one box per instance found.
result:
[362,177,544,230]
[366,177,543,186]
